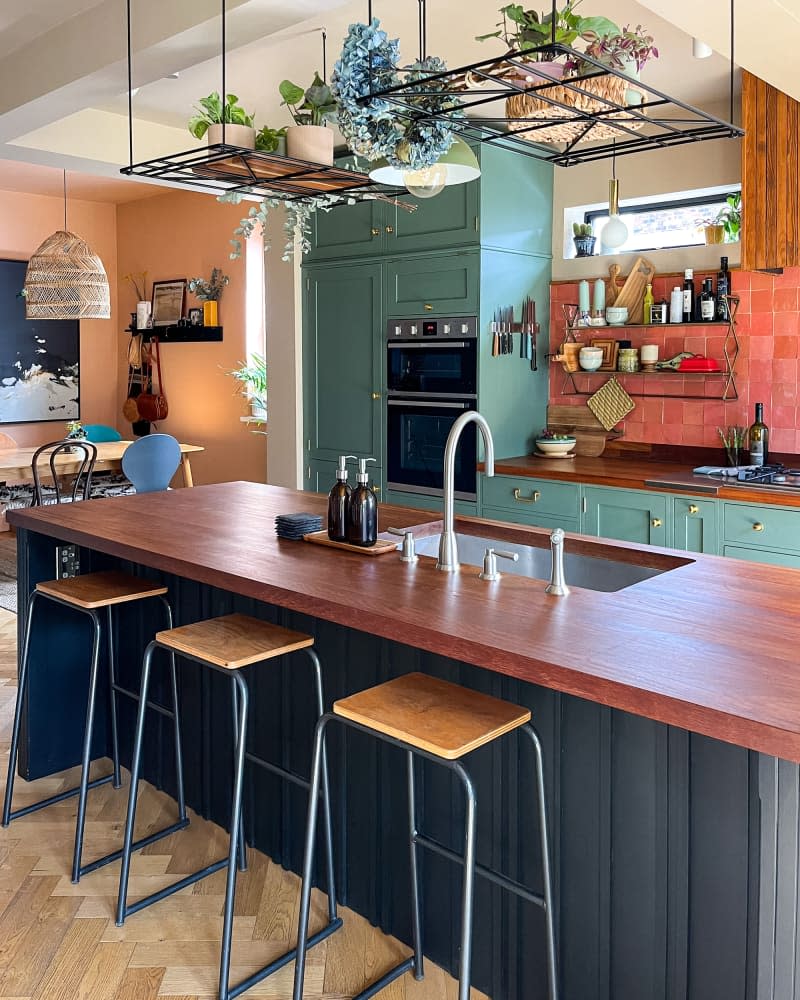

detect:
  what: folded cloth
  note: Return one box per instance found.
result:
[275,512,323,539]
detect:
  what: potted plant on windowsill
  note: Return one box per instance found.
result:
[573,222,596,256]
[227,353,267,420]
[188,92,256,150]
[702,193,741,245]
[279,73,339,165]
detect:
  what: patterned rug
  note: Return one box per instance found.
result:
[0,534,16,614]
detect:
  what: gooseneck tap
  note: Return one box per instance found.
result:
[436,411,495,572]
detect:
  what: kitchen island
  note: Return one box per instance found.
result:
[8,482,800,1000]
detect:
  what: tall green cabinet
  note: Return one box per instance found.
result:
[302,144,554,504]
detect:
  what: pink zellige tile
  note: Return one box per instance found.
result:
[773,287,799,311]
[772,359,799,383]
[772,405,797,430]
[773,311,800,336]
[750,270,775,292]
[683,400,705,424]
[774,336,799,359]
[749,336,775,359]
[771,428,795,451]
[748,311,774,337]
[682,425,707,445]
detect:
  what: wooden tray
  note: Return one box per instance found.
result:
[303,530,399,556]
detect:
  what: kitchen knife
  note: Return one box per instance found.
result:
[531,299,538,371]
[492,308,499,357]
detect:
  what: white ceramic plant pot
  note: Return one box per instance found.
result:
[136,300,151,330]
[617,57,643,106]
[207,124,256,149]
[286,125,334,166]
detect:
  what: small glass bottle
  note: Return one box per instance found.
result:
[642,282,654,325]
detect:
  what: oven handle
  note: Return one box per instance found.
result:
[387,342,469,349]
[387,400,472,409]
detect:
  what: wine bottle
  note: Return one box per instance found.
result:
[682,268,695,323]
[699,278,716,321]
[716,256,730,321]
[748,402,769,467]
[642,282,654,324]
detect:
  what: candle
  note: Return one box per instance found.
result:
[640,344,659,364]
[578,280,590,314]
[593,278,606,314]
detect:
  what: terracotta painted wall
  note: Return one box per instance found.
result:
[550,267,800,453]
[116,190,266,486]
[0,188,118,446]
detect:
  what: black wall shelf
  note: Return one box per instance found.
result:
[126,325,223,344]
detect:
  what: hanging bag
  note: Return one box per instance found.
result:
[122,333,144,423]
[136,336,169,422]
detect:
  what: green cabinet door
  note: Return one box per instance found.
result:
[672,496,719,554]
[307,200,384,261]
[582,486,668,547]
[304,262,383,470]
[387,181,479,254]
[385,251,479,317]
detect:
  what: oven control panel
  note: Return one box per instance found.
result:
[387,316,477,339]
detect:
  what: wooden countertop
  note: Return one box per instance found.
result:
[486,454,800,507]
[9,482,800,763]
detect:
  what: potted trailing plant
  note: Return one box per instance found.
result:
[255,125,288,155]
[188,92,256,150]
[573,222,596,256]
[188,267,229,326]
[279,73,338,165]
[227,353,267,419]
[574,24,658,104]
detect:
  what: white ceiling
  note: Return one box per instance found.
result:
[0,1,105,60]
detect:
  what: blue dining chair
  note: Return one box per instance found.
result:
[121,434,182,494]
[83,424,122,443]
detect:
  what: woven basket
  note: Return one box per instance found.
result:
[505,71,645,146]
[24,230,110,320]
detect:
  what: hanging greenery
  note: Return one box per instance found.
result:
[332,18,465,170]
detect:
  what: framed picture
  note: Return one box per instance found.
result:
[591,338,619,372]
[188,307,202,326]
[151,279,186,327]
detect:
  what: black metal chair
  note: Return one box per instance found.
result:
[30,439,97,506]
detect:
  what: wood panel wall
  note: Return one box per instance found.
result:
[742,70,800,270]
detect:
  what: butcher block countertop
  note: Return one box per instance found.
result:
[486,453,800,507]
[9,481,800,762]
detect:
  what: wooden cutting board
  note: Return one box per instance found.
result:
[612,257,656,323]
[304,530,399,555]
[546,404,609,457]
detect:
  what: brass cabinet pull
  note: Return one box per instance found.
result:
[371,392,381,400]
[651,518,662,528]
[385,225,394,234]
[513,488,540,503]
[371,227,381,236]
[753,522,765,531]
[423,303,433,311]
[688,504,699,515]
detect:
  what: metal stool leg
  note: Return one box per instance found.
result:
[407,751,424,980]
[2,591,39,827]
[292,714,329,1000]
[230,677,247,874]
[219,673,249,1000]
[307,648,338,919]
[453,762,478,1000]
[106,605,122,789]
[116,640,157,926]
[524,724,559,1000]
[161,597,187,824]
[71,609,104,883]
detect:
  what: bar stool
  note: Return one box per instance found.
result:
[115,612,341,1000]
[293,672,559,1000]
[2,570,187,883]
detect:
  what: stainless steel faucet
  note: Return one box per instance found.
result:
[436,411,495,572]
[545,528,570,596]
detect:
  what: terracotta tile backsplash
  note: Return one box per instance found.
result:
[549,267,800,453]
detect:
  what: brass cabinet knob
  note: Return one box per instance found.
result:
[371,392,381,400]
[753,522,765,531]
[385,225,394,234]
[688,504,699,514]
[424,303,433,311]
[371,227,381,236]
[651,518,662,528]
[513,488,541,503]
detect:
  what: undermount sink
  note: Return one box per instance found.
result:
[412,532,669,592]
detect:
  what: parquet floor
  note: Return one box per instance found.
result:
[0,608,484,999]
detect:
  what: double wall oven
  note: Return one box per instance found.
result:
[386,315,479,501]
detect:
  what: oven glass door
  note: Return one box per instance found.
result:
[387,398,477,499]
[387,340,477,396]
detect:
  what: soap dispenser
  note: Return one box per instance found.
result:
[347,458,378,547]
[328,455,357,542]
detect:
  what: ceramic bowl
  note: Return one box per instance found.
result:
[606,306,628,326]
[579,347,604,371]
[535,437,576,456]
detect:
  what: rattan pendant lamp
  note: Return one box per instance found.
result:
[23,171,110,320]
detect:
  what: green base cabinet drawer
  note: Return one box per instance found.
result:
[722,544,800,569]
[385,253,479,317]
[481,475,580,518]
[482,505,579,532]
[582,486,667,547]
[382,489,477,519]
[722,502,800,548]
[672,496,719,554]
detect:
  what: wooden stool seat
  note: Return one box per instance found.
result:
[36,570,168,609]
[334,672,531,760]
[155,613,314,669]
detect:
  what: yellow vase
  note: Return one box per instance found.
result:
[203,300,218,326]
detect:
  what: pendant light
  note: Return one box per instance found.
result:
[368,138,481,197]
[600,143,629,251]
[23,171,110,320]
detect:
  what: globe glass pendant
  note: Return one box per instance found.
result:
[601,178,629,251]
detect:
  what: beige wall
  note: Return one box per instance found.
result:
[116,189,266,486]
[0,188,118,447]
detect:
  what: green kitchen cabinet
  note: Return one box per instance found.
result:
[388,181,479,254]
[481,474,581,520]
[382,488,477,519]
[384,251,480,317]
[303,261,383,471]
[721,500,800,566]
[582,486,668,547]
[721,544,800,568]
[672,495,719,554]
[308,200,384,261]
[482,505,579,533]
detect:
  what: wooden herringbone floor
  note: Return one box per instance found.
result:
[0,607,484,1000]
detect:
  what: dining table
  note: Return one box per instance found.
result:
[0,440,204,488]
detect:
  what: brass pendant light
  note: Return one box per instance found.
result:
[23,171,110,320]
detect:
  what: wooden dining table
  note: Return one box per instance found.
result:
[0,441,204,488]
